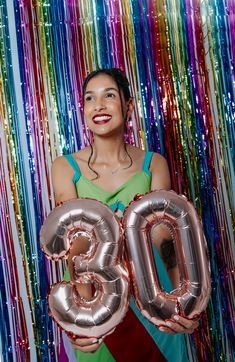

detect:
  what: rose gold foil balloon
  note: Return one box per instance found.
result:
[40,199,129,338]
[123,190,211,326]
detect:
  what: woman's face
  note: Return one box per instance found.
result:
[83,74,132,137]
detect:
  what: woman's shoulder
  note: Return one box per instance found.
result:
[52,155,67,169]
[126,144,145,160]
[52,148,89,168]
[73,147,90,163]
[127,145,167,164]
[151,151,168,164]
[51,149,91,181]
[148,152,169,178]
[149,152,171,190]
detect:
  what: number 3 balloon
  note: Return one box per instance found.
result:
[40,199,130,338]
[40,191,211,337]
[123,190,211,326]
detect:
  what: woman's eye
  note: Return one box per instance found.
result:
[106,93,115,98]
[85,96,93,102]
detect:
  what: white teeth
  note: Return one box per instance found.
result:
[93,115,111,122]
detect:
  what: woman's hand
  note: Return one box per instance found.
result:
[158,315,200,334]
[70,336,103,353]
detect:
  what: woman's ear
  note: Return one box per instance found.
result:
[126,98,134,119]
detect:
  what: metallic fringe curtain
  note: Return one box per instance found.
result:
[0,0,234,361]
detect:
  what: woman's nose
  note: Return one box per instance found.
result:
[94,99,106,111]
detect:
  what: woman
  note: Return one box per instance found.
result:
[52,68,199,362]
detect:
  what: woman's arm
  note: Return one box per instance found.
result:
[52,156,91,256]
[52,156,102,351]
[150,153,199,334]
[51,156,78,203]
[150,153,180,288]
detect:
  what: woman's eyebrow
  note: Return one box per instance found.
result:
[104,87,119,92]
[85,87,119,94]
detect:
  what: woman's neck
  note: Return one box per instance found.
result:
[91,136,127,164]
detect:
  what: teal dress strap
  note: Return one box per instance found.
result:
[64,154,81,184]
[142,151,153,176]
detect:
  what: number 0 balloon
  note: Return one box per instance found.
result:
[123,190,211,326]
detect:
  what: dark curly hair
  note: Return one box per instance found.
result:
[83,68,133,179]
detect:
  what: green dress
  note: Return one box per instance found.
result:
[61,152,189,362]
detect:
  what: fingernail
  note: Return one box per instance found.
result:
[92,338,98,344]
[98,338,103,344]
[166,321,172,327]
[159,327,164,331]
[174,315,180,320]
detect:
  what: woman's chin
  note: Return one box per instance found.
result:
[92,125,124,138]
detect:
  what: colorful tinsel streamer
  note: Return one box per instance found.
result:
[0,0,234,361]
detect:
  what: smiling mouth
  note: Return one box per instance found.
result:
[92,114,112,124]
